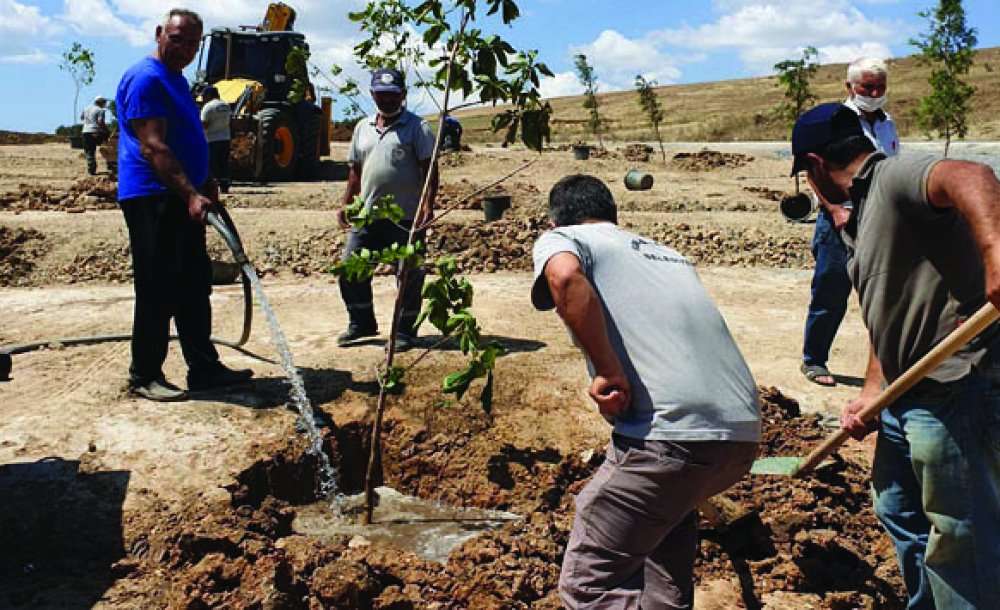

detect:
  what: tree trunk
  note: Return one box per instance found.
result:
[654,123,665,164]
[73,85,80,127]
[362,10,469,525]
[944,127,951,158]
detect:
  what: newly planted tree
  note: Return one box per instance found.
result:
[329,0,549,524]
[59,42,96,128]
[911,0,977,157]
[575,54,604,148]
[635,75,666,163]
[775,46,819,191]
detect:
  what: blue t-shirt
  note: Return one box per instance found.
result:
[116,57,208,201]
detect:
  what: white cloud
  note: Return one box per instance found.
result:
[60,0,147,46]
[570,29,683,92]
[539,71,583,100]
[0,50,50,64]
[655,1,902,73]
[0,0,61,64]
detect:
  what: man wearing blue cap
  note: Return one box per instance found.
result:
[335,67,438,350]
[793,102,1000,609]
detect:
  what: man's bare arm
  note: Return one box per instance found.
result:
[131,117,212,223]
[926,160,1000,307]
[544,252,630,417]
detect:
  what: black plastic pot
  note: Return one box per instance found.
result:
[69,135,84,150]
[780,193,814,222]
[572,145,590,160]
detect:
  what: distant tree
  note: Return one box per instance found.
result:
[910,0,977,157]
[774,46,819,192]
[59,42,96,127]
[574,54,604,148]
[634,75,665,163]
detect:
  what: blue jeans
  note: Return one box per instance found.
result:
[803,211,852,367]
[872,361,1000,609]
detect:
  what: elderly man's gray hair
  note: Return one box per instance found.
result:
[847,57,888,83]
[163,8,203,30]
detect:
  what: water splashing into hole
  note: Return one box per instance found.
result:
[241,263,343,508]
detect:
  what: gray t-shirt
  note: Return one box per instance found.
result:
[81,105,106,134]
[842,152,990,383]
[348,110,436,220]
[532,223,761,442]
[200,99,231,143]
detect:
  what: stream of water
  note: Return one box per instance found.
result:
[241,263,342,507]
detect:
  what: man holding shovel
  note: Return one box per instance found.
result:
[792,102,1000,609]
[531,174,761,609]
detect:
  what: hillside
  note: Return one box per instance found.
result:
[451,46,1000,144]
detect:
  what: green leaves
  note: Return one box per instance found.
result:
[773,46,819,125]
[410,256,502,413]
[910,0,978,155]
[60,42,96,87]
[344,194,406,229]
[441,343,503,412]
[379,365,406,394]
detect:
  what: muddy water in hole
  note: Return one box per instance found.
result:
[294,487,521,563]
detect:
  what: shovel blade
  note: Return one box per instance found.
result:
[750,456,801,476]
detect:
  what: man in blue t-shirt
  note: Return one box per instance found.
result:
[115,9,251,401]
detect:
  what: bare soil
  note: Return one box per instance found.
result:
[2,142,895,608]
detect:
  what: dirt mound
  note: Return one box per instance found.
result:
[631,221,812,269]
[428,214,548,273]
[0,130,63,146]
[0,225,47,287]
[436,179,544,212]
[623,143,655,162]
[673,149,754,171]
[743,185,790,202]
[106,385,903,609]
[0,176,118,213]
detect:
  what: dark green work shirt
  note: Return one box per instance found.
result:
[842,152,989,383]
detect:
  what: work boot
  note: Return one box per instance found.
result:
[130,377,188,402]
[187,362,254,392]
[337,323,378,347]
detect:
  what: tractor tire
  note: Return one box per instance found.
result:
[258,108,297,181]
[296,106,323,180]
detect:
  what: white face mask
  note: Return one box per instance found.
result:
[853,93,886,113]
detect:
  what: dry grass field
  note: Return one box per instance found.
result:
[450,46,1000,144]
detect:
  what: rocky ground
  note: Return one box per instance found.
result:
[1,140,913,608]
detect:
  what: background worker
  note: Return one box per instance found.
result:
[200,86,232,194]
[801,57,899,387]
[80,96,109,175]
[531,175,761,609]
[116,9,252,401]
[793,102,1000,609]
[336,68,437,351]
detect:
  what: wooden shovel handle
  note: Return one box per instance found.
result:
[795,302,1000,476]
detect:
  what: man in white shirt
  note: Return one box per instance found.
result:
[800,57,898,387]
[80,96,109,175]
[200,86,232,193]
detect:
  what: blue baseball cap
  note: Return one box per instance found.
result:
[790,103,864,176]
[370,68,405,93]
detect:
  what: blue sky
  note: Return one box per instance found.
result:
[1,0,998,133]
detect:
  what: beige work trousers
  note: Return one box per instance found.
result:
[559,435,758,610]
